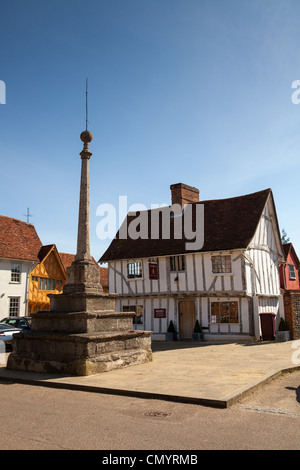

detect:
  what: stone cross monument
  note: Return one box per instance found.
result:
[63,128,103,296]
[7,96,152,376]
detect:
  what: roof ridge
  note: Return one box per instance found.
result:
[0,214,35,226]
[194,188,271,205]
[127,188,272,213]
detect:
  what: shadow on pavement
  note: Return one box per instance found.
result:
[286,385,300,404]
[151,340,273,352]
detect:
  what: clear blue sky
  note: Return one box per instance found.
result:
[1,0,300,261]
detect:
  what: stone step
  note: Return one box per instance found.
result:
[31,310,136,333]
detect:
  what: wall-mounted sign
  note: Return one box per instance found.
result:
[149,262,158,280]
[154,308,166,318]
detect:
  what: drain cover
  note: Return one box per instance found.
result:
[144,411,171,418]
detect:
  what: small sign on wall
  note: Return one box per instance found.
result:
[154,308,166,318]
[149,262,158,280]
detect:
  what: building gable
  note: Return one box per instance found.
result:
[31,245,65,281]
[280,243,300,290]
[284,243,300,269]
[29,245,66,312]
[247,191,284,260]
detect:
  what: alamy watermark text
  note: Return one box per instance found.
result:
[0,80,6,104]
[96,196,204,251]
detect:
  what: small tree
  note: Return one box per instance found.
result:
[281,228,290,244]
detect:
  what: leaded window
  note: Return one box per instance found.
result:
[211,255,232,273]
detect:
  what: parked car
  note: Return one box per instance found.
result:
[1,316,31,330]
[0,323,22,350]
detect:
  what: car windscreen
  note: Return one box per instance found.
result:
[0,324,13,330]
[3,319,17,327]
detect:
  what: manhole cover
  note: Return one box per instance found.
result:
[144,411,171,418]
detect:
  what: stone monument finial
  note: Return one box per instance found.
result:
[80,130,93,157]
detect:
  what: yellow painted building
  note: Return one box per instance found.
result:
[28,246,108,314]
[28,245,65,314]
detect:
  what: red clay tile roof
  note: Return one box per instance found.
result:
[99,188,278,262]
[0,216,42,262]
[58,252,76,271]
[100,267,108,288]
[59,252,100,270]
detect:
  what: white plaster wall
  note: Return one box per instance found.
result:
[0,259,34,317]
[110,250,248,297]
[246,200,281,297]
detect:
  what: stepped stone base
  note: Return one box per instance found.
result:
[7,289,153,376]
[30,308,135,334]
[7,328,152,376]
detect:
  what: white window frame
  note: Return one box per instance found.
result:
[9,297,20,316]
[11,263,21,283]
[127,261,143,279]
[288,264,296,280]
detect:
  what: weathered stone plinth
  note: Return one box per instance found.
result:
[48,290,117,315]
[31,309,131,334]
[64,259,102,295]
[7,328,152,376]
[7,289,153,376]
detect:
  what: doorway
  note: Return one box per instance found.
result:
[259,312,276,341]
[179,300,196,339]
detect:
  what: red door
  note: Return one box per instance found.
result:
[259,313,276,341]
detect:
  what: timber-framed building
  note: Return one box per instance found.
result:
[99,184,285,341]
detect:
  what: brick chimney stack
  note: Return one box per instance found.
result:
[170,183,199,209]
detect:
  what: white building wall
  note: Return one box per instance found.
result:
[108,251,252,339]
[0,259,34,317]
[245,201,281,298]
[243,199,283,336]
[110,250,248,298]
[113,294,254,340]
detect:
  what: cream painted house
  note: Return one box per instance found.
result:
[0,216,41,318]
[99,184,285,341]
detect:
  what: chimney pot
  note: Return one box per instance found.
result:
[170,183,199,209]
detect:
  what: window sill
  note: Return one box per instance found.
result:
[211,273,234,276]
